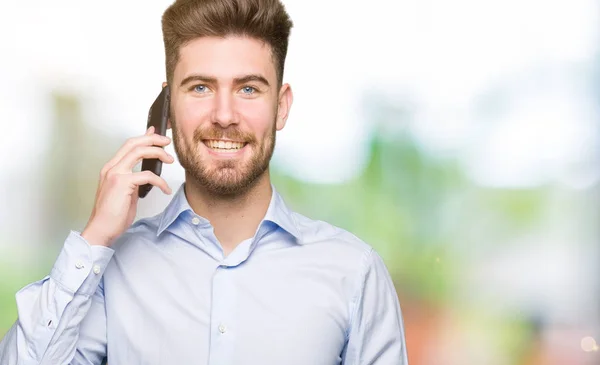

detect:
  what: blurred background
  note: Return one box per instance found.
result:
[1,0,599,364]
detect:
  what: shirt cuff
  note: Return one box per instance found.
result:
[50,230,115,296]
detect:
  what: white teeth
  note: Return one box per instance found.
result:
[205,140,245,150]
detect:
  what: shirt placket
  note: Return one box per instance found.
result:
[204,221,271,364]
[207,263,237,365]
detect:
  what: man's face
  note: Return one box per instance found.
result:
[169,36,291,196]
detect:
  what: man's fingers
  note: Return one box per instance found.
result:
[101,133,171,179]
[130,171,172,195]
[118,146,175,171]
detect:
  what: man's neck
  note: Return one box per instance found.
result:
[183,171,273,257]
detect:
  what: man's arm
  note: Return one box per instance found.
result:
[342,249,409,365]
[1,128,173,365]
[0,232,113,365]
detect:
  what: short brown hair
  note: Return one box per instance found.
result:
[161,0,293,87]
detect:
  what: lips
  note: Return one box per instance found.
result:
[202,139,247,152]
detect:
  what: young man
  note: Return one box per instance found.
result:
[0,0,408,364]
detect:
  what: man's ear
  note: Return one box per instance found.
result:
[276,83,293,131]
[162,81,172,130]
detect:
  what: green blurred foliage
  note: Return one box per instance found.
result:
[0,92,553,363]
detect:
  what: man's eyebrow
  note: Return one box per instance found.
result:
[180,74,217,87]
[179,74,270,88]
[233,74,270,87]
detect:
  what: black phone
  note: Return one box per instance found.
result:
[138,85,170,198]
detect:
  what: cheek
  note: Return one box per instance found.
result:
[237,101,276,137]
[175,98,210,137]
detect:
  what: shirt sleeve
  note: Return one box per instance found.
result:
[342,249,409,365]
[0,231,114,365]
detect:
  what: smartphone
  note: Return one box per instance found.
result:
[138,85,170,198]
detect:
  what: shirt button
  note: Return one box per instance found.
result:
[218,324,227,334]
[93,265,101,275]
[191,217,200,225]
[75,261,85,269]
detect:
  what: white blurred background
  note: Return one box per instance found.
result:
[1,1,599,364]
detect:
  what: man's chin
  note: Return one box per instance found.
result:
[193,170,254,195]
[201,180,253,197]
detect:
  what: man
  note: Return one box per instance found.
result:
[0,0,408,364]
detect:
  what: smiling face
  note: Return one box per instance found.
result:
[169,35,292,197]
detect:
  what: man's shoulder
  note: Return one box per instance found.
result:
[111,214,163,250]
[292,211,374,257]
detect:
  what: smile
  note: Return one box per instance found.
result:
[203,139,248,152]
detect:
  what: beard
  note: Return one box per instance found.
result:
[171,117,276,198]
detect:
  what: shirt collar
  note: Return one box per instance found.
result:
[262,183,303,244]
[156,183,193,236]
[156,183,303,244]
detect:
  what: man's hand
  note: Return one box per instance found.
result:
[82,126,174,247]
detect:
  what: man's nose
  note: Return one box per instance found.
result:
[211,91,237,128]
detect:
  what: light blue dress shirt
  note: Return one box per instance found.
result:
[0,183,408,365]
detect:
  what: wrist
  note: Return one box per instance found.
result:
[81,223,113,247]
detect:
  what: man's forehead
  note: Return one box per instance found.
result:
[174,36,276,82]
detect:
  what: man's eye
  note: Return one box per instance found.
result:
[194,85,208,93]
[241,86,256,94]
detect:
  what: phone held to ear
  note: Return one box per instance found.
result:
[138,85,170,198]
